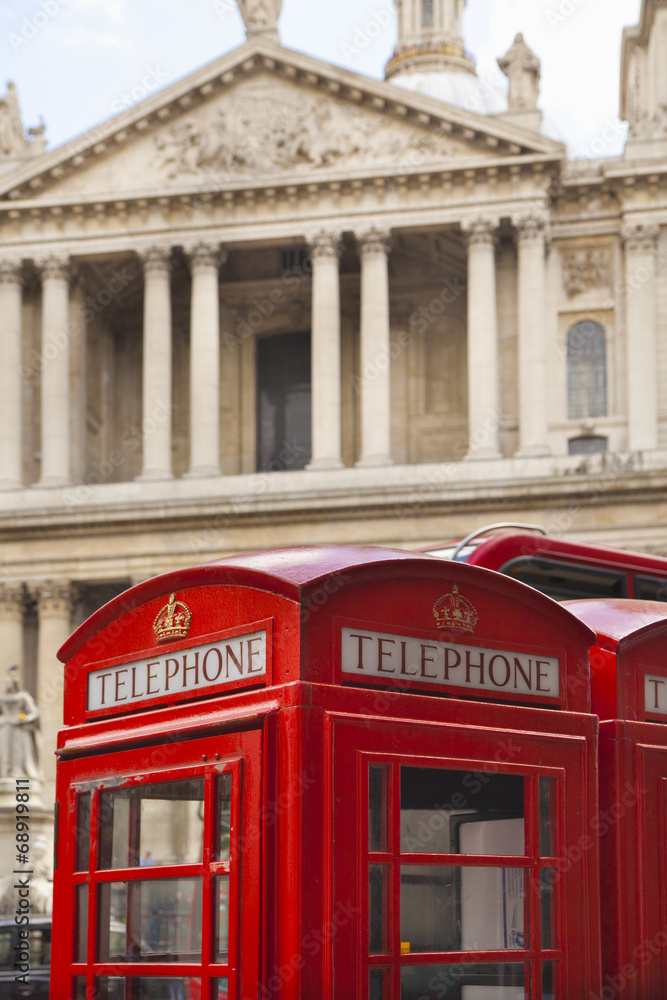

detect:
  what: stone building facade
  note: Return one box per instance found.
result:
[0,0,667,826]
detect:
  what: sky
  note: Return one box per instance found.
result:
[0,0,643,159]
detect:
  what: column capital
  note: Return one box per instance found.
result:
[307,230,342,260]
[185,241,227,272]
[0,582,25,616]
[512,210,550,244]
[462,217,499,248]
[356,227,392,258]
[621,222,660,252]
[0,259,23,286]
[30,580,74,616]
[138,245,173,275]
[36,254,71,282]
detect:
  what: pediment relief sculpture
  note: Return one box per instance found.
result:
[152,82,475,182]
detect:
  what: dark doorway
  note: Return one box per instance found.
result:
[256,332,312,472]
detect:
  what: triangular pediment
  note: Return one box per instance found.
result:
[0,38,564,204]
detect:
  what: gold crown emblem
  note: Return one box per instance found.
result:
[153,593,193,644]
[433,586,479,636]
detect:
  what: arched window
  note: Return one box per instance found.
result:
[567,320,607,420]
[422,0,434,28]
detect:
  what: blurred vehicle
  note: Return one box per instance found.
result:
[0,916,50,1000]
[422,523,667,602]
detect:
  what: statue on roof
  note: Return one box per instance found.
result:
[237,0,283,37]
[497,33,541,111]
[0,81,46,157]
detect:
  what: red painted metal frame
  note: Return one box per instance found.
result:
[52,728,262,1000]
[332,708,597,999]
[54,545,603,1000]
[564,599,667,999]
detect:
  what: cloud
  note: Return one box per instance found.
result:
[48,23,123,49]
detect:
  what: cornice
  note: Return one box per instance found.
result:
[0,40,564,204]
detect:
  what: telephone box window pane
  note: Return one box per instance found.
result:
[95,978,203,999]
[539,778,556,857]
[216,772,232,862]
[99,778,205,868]
[215,875,230,962]
[76,792,91,871]
[369,865,390,954]
[401,963,525,999]
[369,764,389,852]
[212,980,229,999]
[401,768,525,855]
[75,884,88,963]
[540,871,557,949]
[72,978,86,999]
[401,866,526,953]
[369,967,390,999]
[98,879,202,962]
[543,962,557,998]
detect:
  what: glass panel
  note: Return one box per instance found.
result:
[539,778,556,857]
[217,772,232,862]
[99,778,205,869]
[0,931,12,966]
[369,966,390,999]
[541,870,557,949]
[401,866,526,953]
[212,980,229,1000]
[98,879,202,962]
[76,792,91,871]
[401,964,526,999]
[401,768,525,855]
[634,575,667,603]
[28,928,51,966]
[95,978,203,999]
[75,884,88,963]
[369,765,388,853]
[543,962,557,999]
[369,865,389,954]
[72,978,87,999]
[216,875,230,962]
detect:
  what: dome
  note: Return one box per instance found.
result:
[389,70,508,116]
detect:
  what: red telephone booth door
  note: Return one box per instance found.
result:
[334,718,597,1000]
[52,727,262,1000]
[638,745,667,996]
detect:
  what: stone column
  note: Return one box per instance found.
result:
[307,231,344,470]
[0,583,25,676]
[623,223,660,451]
[33,581,73,804]
[0,262,24,489]
[514,213,551,457]
[186,243,223,478]
[137,247,173,481]
[356,228,394,467]
[463,219,502,459]
[37,256,72,487]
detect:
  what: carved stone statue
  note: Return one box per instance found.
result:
[237,0,283,37]
[498,33,541,111]
[0,82,27,156]
[0,665,42,781]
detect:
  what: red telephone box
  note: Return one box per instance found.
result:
[563,598,667,1000]
[52,546,601,1000]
